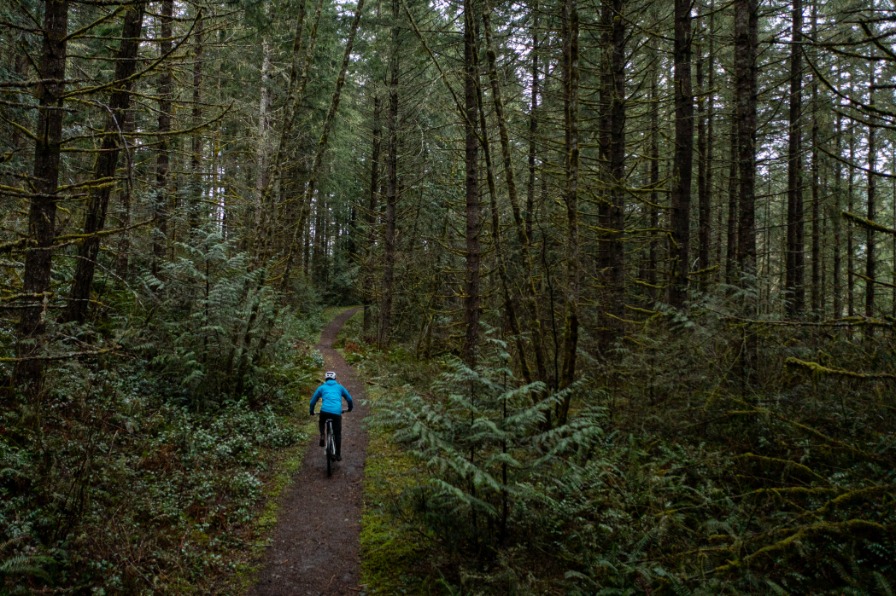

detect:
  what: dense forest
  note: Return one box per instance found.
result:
[1,0,895,592]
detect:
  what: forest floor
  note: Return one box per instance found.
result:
[249,307,369,595]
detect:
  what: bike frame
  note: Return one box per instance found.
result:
[316,410,347,477]
[324,417,337,477]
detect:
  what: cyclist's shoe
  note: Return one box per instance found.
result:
[336,455,342,461]
[319,435,324,447]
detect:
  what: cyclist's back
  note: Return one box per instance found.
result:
[310,371,353,460]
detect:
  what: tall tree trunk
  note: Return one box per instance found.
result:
[15,0,70,394]
[115,110,135,281]
[734,0,758,387]
[363,94,382,339]
[481,0,544,383]
[725,122,738,286]
[475,48,531,384]
[482,0,523,243]
[809,0,821,317]
[524,4,549,384]
[462,0,481,368]
[648,58,660,301]
[607,0,626,338]
[847,123,855,317]
[785,0,804,317]
[557,0,580,423]
[255,35,273,232]
[379,0,400,346]
[832,111,842,318]
[707,0,718,281]
[864,66,876,335]
[734,0,757,276]
[526,3,540,245]
[670,0,693,308]
[596,0,625,354]
[696,14,710,291]
[190,9,204,233]
[64,2,146,324]
[152,0,174,275]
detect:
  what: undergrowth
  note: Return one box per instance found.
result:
[344,302,896,594]
[0,231,329,593]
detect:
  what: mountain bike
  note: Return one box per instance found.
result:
[317,410,347,477]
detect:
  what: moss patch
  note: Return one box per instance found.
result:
[359,385,439,593]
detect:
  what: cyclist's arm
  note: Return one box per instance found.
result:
[310,387,322,415]
[342,387,354,412]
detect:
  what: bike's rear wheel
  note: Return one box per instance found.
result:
[325,429,335,477]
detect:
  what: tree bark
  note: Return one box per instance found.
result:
[557,0,580,422]
[734,0,757,276]
[696,14,710,291]
[725,122,738,286]
[847,122,855,317]
[475,49,531,384]
[596,0,625,354]
[255,35,273,232]
[832,111,842,318]
[363,94,382,339]
[190,10,204,233]
[670,0,693,308]
[462,0,481,368]
[809,0,820,317]
[64,2,147,324]
[378,0,400,346]
[526,3,540,245]
[152,0,174,275]
[706,0,717,282]
[648,58,660,301]
[15,0,70,394]
[734,0,758,388]
[785,0,804,317]
[865,66,876,335]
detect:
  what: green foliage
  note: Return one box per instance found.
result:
[0,224,326,593]
[367,340,618,592]
[122,227,320,409]
[1,350,311,593]
[358,299,896,593]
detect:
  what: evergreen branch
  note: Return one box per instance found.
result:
[0,346,119,363]
[785,357,896,380]
[714,519,887,574]
[843,211,896,235]
[813,485,894,516]
[63,8,202,101]
[725,407,882,462]
[735,453,827,482]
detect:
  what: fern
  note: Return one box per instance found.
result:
[0,553,53,582]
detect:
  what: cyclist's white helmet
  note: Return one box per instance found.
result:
[325,371,337,380]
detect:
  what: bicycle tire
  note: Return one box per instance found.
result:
[325,420,335,477]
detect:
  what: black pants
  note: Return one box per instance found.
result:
[318,413,343,457]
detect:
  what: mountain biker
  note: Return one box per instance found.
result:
[309,371,353,461]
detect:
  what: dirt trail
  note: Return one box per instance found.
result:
[250,308,368,595]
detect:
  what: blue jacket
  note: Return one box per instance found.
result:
[310,379,353,416]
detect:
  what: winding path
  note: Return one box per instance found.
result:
[250,308,368,595]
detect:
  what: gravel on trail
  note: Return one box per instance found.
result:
[250,308,369,595]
